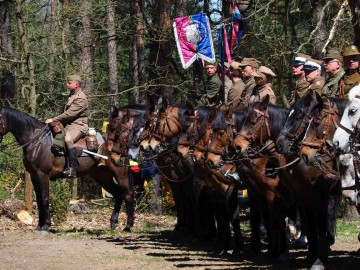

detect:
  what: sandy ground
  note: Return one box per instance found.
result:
[1,204,360,270]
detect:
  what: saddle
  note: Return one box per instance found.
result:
[49,121,101,156]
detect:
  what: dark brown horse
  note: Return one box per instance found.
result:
[0,106,143,232]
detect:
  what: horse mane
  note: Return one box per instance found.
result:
[212,110,227,130]
[3,107,44,133]
[267,104,291,137]
[328,98,348,116]
[234,110,247,132]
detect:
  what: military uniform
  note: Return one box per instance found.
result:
[289,76,310,105]
[53,88,89,143]
[237,77,256,110]
[309,76,325,96]
[225,79,245,110]
[249,83,276,104]
[321,68,345,98]
[202,72,222,106]
[342,45,360,96]
[343,69,360,95]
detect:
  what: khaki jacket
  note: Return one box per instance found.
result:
[225,79,245,110]
[249,83,276,105]
[53,89,89,134]
[343,69,360,96]
[322,68,345,98]
[309,76,325,96]
[289,75,310,105]
[237,77,256,110]
[205,73,222,99]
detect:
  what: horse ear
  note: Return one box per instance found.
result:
[162,96,171,110]
[303,91,314,106]
[122,109,131,123]
[207,108,217,123]
[225,105,235,121]
[110,105,119,119]
[185,100,195,115]
[315,91,323,107]
[258,95,270,111]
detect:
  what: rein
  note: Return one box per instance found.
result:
[343,151,360,191]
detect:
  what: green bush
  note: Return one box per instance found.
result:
[50,179,72,224]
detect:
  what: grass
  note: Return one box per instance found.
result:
[336,218,360,243]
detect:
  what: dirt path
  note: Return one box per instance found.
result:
[1,206,360,270]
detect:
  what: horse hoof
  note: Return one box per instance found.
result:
[294,235,308,249]
[123,226,131,232]
[110,222,119,230]
[310,258,325,270]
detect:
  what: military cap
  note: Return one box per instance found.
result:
[302,60,321,71]
[292,53,310,66]
[252,66,277,79]
[230,60,242,70]
[342,45,360,57]
[238,58,261,69]
[323,50,343,62]
[204,60,217,66]
[67,74,81,82]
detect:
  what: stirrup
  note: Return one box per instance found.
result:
[63,167,77,178]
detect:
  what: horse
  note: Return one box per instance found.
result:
[269,94,342,269]
[227,97,290,259]
[138,97,202,234]
[178,106,245,255]
[0,106,140,232]
[332,84,360,152]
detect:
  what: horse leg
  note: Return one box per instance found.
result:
[116,168,134,232]
[248,188,261,255]
[231,203,244,257]
[31,172,51,231]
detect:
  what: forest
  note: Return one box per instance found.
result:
[0,0,360,198]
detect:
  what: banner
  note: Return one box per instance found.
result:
[173,13,215,69]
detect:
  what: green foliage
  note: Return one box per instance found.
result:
[50,179,72,224]
[0,134,25,200]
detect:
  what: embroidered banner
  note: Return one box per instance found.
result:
[173,13,215,69]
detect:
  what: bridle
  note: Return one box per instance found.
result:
[342,151,360,192]
[237,108,274,158]
[301,100,340,180]
[336,94,360,137]
[279,104,314,155]
[107,116,135,158]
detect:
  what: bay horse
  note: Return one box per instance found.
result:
[218,98,290,259]
[261,94,341,269]
[138,97,200,234]
[178,107,244,255]
[0,106,141,232]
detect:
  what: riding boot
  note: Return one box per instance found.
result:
[63,147,78,178]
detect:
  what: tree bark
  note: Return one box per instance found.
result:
[348,0,360,48]
[0,0,13,57]
[78,0,94,95]
[61,0,71,77]
[106,0,118,105]
[48,0,58,94]
[24,171,33,212]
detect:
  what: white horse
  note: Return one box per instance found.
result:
[333,85,360,152]
[339,153,359,207]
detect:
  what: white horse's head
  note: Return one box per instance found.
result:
[333,85,360,153]
[339,153,359,206]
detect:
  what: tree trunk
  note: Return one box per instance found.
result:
[61,0,71,77]
[311,0,330,59]
[348,0,360,48]
[279,0,290,107]
[0,0,13,57]
[129,0,139,104]
[148,0,172,98]
[78,0,94,95]
[15,0,36,114]
[24,171,33,212]
[48,0,58,94]
[106,0,118,106]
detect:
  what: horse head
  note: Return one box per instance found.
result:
[339,153,359,206]
[300,98,345,167]
[206,106,236,169]
[235,95,271,157]
[333,85,360,153]
[0,107,7,145]
[276,91,321,156]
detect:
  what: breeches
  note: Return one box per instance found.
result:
[64,128,83,149]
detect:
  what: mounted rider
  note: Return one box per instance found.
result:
[249,66,277,105]
[321,50,345,98]
[342,45,360,97]
[45,74,89,177]
[302,59,325,96]
[288,53,310,106]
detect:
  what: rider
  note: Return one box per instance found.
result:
[236,57,261,110]
[342,45,360,97]
[249,66,277,104]
[288,53,310,106]
[321,50,345,98]
[225,60,245,110]
[45,74,89,177]
[201,61,223,106]
[302,59,325,96]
